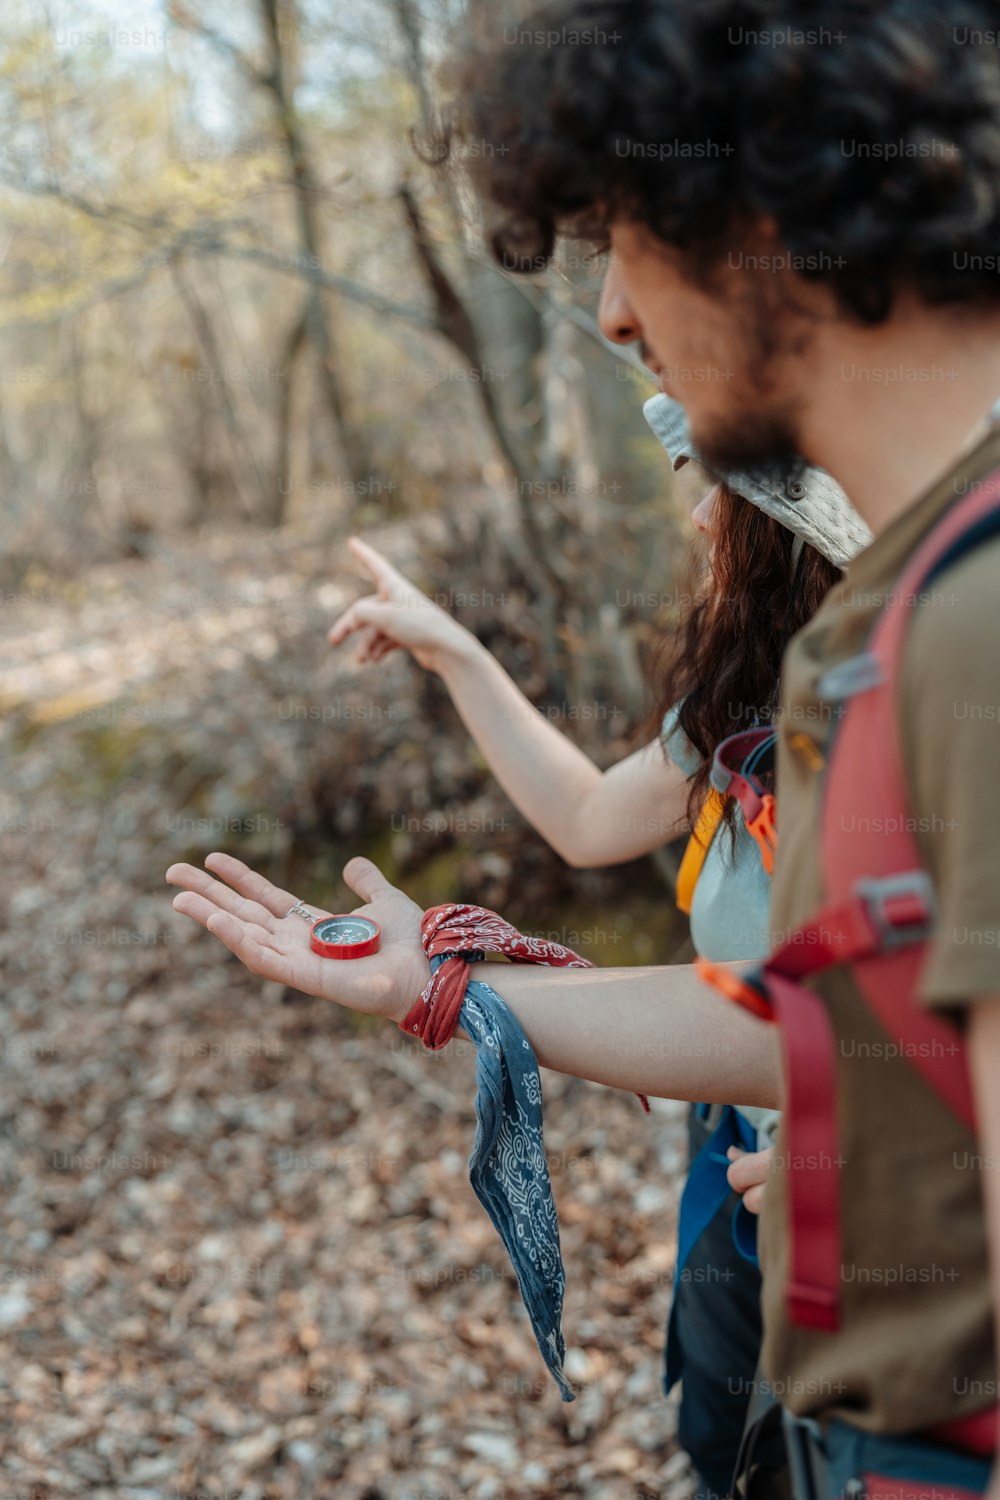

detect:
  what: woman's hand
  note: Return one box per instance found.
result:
[328,536,476,675]
[726,1145,774,1215]
[166,852,430,1024]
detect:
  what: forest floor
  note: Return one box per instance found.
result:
[0,521,697,1500]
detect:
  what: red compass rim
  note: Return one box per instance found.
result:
[309,914,381,960]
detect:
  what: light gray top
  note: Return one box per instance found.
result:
[662,707,779,1138]
[661,704,772,964]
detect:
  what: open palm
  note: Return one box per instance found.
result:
[166,851,430,1024]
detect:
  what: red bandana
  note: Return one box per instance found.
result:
[400,902,650,1112]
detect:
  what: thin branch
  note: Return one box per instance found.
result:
[0,174,654,382]
[0,249,175,330]
[166,2,276,91]
[193,236,438,330]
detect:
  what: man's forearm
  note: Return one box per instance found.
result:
[458,961,782,1109]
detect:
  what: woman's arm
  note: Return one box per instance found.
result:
[437,635,691,866]
[329,539,692,867]
[166,852,782,1109]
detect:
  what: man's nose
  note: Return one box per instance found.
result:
[598,262,640,346]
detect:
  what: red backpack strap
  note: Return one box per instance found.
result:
[767,970,843,1331]
[757,463,1000,1333]
[817,466,1000,1129]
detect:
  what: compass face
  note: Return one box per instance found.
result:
[313,917,378,946]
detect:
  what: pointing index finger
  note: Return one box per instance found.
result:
[349,536,396,586]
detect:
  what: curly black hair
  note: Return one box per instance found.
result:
[446,0,1000,323]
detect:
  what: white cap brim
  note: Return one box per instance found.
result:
[643,393,872,569]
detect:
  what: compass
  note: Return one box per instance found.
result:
[310,914,381,960]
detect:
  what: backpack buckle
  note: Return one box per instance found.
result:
[780,1410,830,1500]
[746,792,777,876]
[695,957,775,1021]
[855,871,936,951]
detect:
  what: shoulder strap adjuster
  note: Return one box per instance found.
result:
[816,651,884,702]
[855,870,936,951]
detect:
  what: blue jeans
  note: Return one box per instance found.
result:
[668,1104,765,1499]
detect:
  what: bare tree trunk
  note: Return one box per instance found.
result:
[387,0,574,690]
[256,0,378,495]
[169,258,268,520]
[270,300,310,527]
[397,182,528,486]
[63,323,103,544]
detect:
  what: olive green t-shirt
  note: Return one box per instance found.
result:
[760,423,1000,1432]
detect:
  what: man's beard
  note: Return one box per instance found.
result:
[694,407,810,499]
[687,277,812,498]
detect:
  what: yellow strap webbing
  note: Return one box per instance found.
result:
[675,789,726,915]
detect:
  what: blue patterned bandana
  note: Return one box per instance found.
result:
[431,949,575,1402]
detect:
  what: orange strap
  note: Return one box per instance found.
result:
[676,789,726,914]
[746,791,777,877]
[695,957,775,1022]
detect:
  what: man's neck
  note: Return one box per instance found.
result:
[796,302,1000,536]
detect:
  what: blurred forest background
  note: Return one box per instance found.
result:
[0,1,699,1496]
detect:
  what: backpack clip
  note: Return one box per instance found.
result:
[695,957,775,1022]
[746,792,777,876]
[711,728,779,875]
[855,871,937,951]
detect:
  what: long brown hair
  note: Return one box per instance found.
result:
[649,483,841,838]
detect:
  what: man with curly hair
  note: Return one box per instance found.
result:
[447,1,1000,1495]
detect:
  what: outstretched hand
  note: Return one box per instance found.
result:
[166,852,430,1024]
[328,536,472,674]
